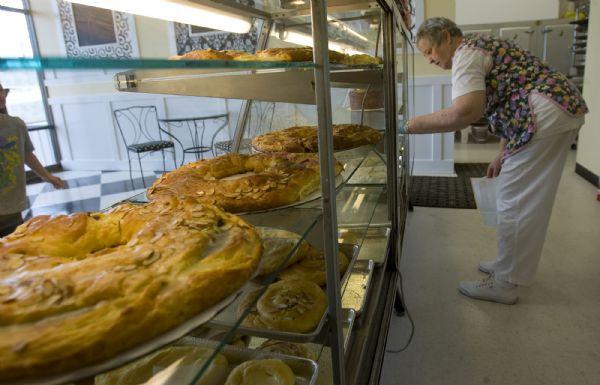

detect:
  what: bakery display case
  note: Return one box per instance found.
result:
[0,0,414,384]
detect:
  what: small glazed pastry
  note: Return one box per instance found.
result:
[96,346,229,385]
[278,246,349,286]
[255,227,310,276]
[224,359,295,385]
[258,340,318,361]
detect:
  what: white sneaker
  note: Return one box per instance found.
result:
[458,275,518,305]
[478,260,495,274]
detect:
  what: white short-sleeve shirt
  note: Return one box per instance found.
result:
[451,46,584,138]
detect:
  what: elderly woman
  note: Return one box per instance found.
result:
[406,18,588,305]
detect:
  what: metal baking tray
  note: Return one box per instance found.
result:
[342,260,374,319]
[193,308,354,359]
[5,283,250,385]
[356,227,390,266]
[207,243,360,343]
[177,336,319,385]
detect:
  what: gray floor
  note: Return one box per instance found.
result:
[381,151,600,385]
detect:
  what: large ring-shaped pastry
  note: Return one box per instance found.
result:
[252,124,383,153]
[0,197,261,381]
[147,153,343,213]
[225,359,295,385]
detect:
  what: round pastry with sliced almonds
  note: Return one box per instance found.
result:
[225,359,295,385]
[96,346,229,385]
[0,197,261,382]
[237,280,327,333]
[278,246,349,286]
[147,153,343,213]
[258,340,318,361]
[255,227,310,276]
[252,124,382,153]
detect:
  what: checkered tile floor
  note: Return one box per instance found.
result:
[23,170,164,220]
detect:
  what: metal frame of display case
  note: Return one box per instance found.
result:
[114,1,413,384]
[0,0,413,384]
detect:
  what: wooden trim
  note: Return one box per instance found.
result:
[575,162,599,187]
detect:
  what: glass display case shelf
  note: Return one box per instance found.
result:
[0,56,316,71]
[115,66,383,104]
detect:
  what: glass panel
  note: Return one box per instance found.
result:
[0,11,47,125]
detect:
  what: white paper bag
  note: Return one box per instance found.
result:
[471,177,498,227]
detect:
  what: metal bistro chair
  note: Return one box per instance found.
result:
[113,106,176,189]
[158,113,229,166]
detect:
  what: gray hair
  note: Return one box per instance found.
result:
[416,17,463,46]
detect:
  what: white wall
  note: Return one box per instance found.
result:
[576,0,600,179]
[456,0,560,25]
[407,76,456,176]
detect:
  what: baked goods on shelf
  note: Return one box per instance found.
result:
[225,359,295,385]
[0,197,261,382]
[279,246,349,286]
[96,346,229,385]
[255,227,310,277]
[169,47,382,66]
[237,280,327,333]
[256,47,346,63]
[349,88,384,110]
[171,48,232,60]
[258,340,318,361]
[251,124,383,153]
[147,153,343,213]
[345,53,383,65]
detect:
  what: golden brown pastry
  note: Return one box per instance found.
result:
[238,280,327,333]
[147,153,343,213]
[258,340,318,361]
[0,197,261,382]
[255,227,310,276]
[345,53,383,65]
[96,346,229,385]
[256,47,347,63]
[252,124,383,153]
[225,359,295,385]
[224,50,258,61]
[174,48,232,60]
[278,246,349,286]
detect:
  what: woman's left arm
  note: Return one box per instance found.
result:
[407,90,486,134]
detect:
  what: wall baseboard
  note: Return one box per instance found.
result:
[575,163,599,187]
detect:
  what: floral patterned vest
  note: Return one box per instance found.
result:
[459,34,588,155]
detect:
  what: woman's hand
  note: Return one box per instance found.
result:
[486,154,502,178]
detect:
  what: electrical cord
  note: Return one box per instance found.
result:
[386,30,417,354]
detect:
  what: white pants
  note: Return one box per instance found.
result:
[493,129,579,286]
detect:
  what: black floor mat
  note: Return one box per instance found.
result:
[410,163,488,209]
